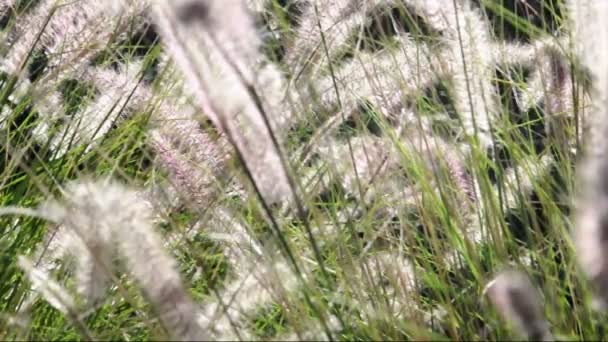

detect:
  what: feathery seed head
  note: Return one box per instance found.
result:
[37,178,207,340]
[484,270,552,341]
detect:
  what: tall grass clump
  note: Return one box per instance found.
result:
[0,0,606,340]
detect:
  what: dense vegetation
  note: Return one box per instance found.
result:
[0,0,604,340]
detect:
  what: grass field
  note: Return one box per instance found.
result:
[0,0,604,340]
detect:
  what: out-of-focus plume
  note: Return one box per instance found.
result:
[151,0,295,205]
[484,270,552,341]
[17,256,76,316]
[12,178,208,341]
[570,0,608,311]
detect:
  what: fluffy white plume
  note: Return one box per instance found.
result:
[152,0,295,205]
[38,178,208,341]
[484,270,552,340]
